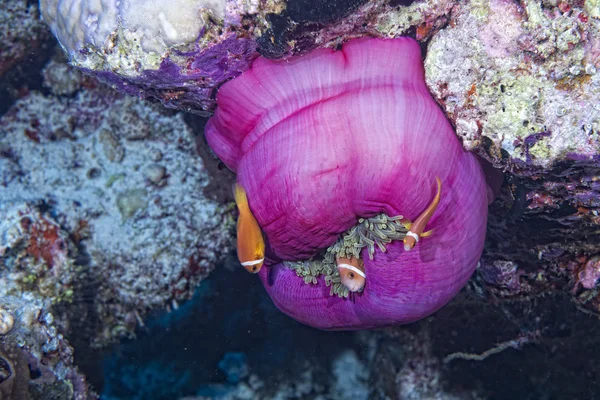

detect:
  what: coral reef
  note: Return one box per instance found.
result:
[0,59,233,353]
[38,0,600,164]
[477,164,600,315]
[408,0,600,333]
[410,0,600,317]
[39,0,284,112]
[38,0,600,329]
[0,294,92,399]
[424,0,599,167]
[14,0,600,398]
[38,0,399,112]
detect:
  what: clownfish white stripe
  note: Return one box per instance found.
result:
[338,263,366,278]
[241,258,264,267]
[406,231,420,242]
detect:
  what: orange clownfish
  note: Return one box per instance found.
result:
[233,183,265,273]
[336,256,366,292]
[403,177,442,251]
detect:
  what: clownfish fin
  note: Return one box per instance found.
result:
[233,183,248,208]
[421,228,435,238]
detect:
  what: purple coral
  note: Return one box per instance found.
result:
[206,37,488,329]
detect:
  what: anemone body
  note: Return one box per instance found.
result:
[206,37,488,330]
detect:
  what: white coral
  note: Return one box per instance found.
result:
[40,0,226,71]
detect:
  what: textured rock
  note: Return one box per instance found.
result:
[42,57,84,96]
[39,0,600,167]
[0,294,93,399]
[424,0,600,167]
[0,62,233,347]
[41,0,226,58]
[39,0,285,112]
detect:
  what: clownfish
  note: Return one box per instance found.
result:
[403,177,442,251]
[233,183,265,273]
[336,256,366,292]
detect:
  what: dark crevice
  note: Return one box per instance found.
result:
[184,113,236,204]
[285,0,369,22]
[389,0,417,6]
[100,261,356,399]
[0,38,56,117]
[257,0,370,58]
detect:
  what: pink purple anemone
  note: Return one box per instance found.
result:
[206,37,489,330]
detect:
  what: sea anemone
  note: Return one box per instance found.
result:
[205,37,488,330]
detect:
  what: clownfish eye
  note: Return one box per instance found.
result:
[348,272,355,279]
[252,266,257,272]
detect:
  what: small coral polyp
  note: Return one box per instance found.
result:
[206,37,489,330]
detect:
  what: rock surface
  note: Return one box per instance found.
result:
[0,53,233,397]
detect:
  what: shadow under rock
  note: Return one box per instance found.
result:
[99,256,357,399]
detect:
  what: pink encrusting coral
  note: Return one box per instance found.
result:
[205,37,489,329]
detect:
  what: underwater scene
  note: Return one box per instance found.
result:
[1,0,600,399]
